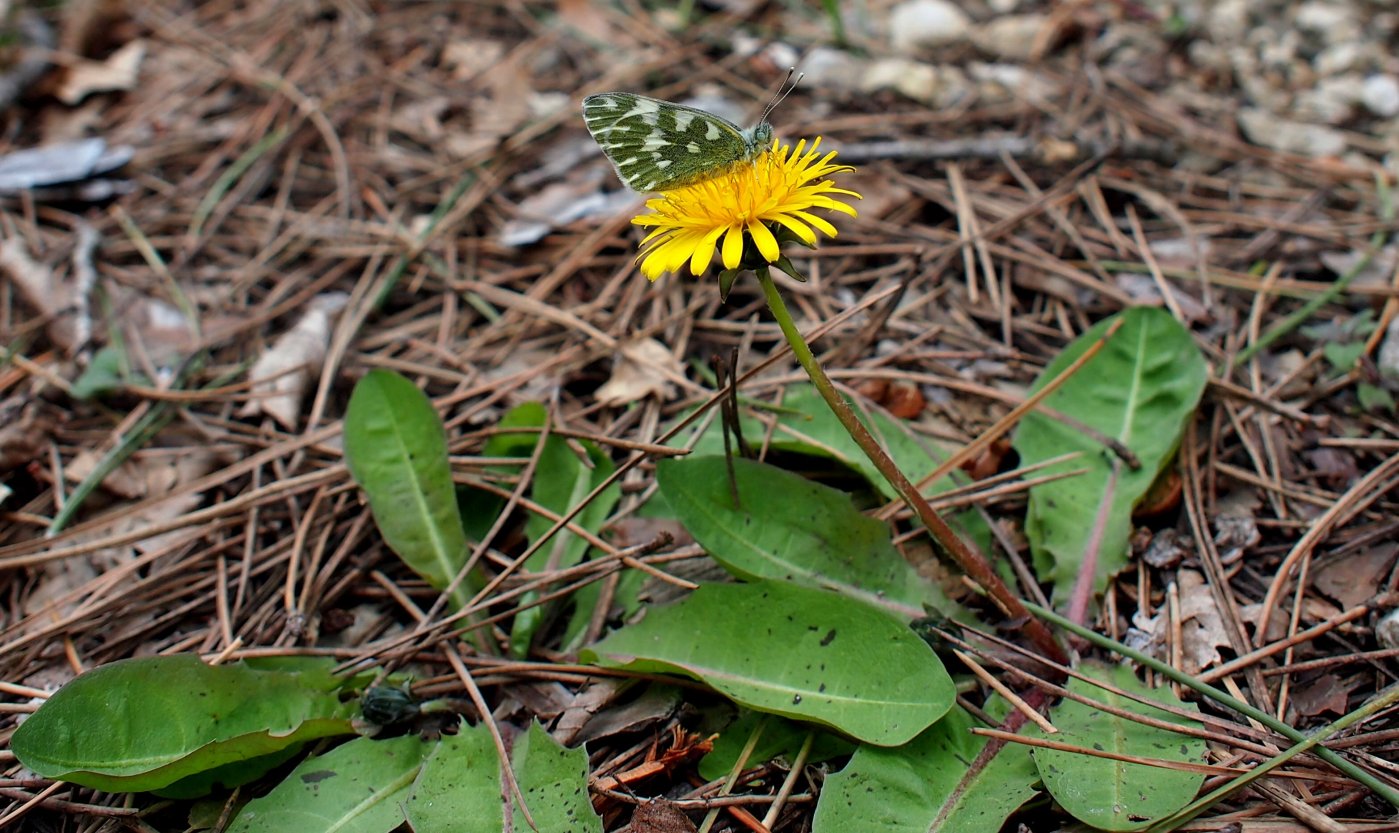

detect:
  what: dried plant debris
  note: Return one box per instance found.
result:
[0,138,133,197]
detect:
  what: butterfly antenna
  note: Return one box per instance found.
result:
[759,67,804,124]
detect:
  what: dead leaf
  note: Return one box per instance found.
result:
[0,138,133,193]
[558,684,683,746]
[441,39,505,80]
[57,39,146,105]
[553,679,632,746]
[499,181,639,247]
[1139,527,1188,569]
[1303,446,1359,489]
[595,338,681,406]
[0,233,92,355]
[1133,569,1232,674]
[556,0,622,43]
[604,516,690,550]
[1213,514,1259,566]
[620,800,698,833]
[239,292,348,429]
[66,449,146,498]
[884,382,926,418]
[1289,673,1354,717]
[1312,544,1396,610]
[87,285,201,372]
[444,53,532,159]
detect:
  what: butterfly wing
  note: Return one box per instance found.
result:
[583,93,756,192]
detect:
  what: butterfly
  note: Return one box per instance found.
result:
[582,77,797,193]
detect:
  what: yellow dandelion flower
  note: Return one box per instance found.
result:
[631,138,861,281]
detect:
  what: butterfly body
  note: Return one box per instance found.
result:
[583,92,773,193]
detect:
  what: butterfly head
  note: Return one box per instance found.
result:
[745,121,775,157]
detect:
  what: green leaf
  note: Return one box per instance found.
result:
[11,655,358,793]
[699,710,854,782]
[1012,307,1207,603]
[71,345,146,399]
[582,581,953,746]
[673,385,994,551]
[482,402,620,655]
[1358,382,1395,413]
[406,721,601,832]
[1032,664,1205,831]
[1323,341,1366,373]
[226,735,429,833]
[658,455,963,620]
[813,707,1038,833]
[343,368,476,606]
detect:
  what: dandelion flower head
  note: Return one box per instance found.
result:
[632,138,861,281]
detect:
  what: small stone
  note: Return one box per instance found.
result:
[1237,107,1347,157]
[860,58,968,107]
[889,0,972,54]
[971,14,1048,62]
[1313,42,1368,76]
[1294,2,1358,42]
[1363,75,1399,118]
[1203,0,1250,43]
[1294,75,1363,125]
[802,46,863,91]
[970,62,1051,106]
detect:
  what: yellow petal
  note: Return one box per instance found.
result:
[721,225,744,269]
[790,209,837,237]
[748,220,780,262]
[770,213,816,245]
[690,225,726,276]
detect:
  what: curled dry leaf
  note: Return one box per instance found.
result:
[1132,569,1232,675]
[1139,527,1188,569]
[620,800,698,833]
[595,337,681,406]
[1213,513,1260,565]
[441,38,505,80]
[499,180,639,247]
[56,39,146,105]
[885,381,926,418]
[0,234,92,355]
[239,293,349,429]
[0,138,133,194]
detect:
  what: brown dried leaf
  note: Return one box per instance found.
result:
[1312,544,1396,610]
[884,381,926,419]
[441,39,506,80]
[621,800,698,833]
[56,39,146,105]
[0,235,87,354]
[596,338,681,406]
[1135,569,1232,674]
[239,292,348,429]
[1289,673,1354,718]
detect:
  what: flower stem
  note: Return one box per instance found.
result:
[756,268,1066,665]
